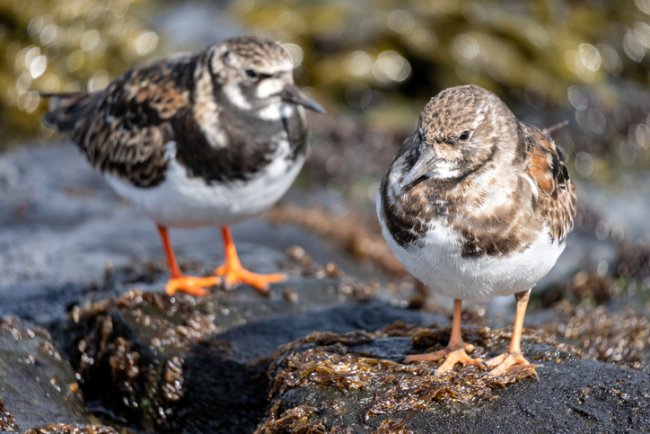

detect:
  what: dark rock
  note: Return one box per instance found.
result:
[178,301,443,434]
[258,326,650,433]
[0,317,99,431]
[63,288,443,433]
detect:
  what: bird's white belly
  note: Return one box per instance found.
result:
[377,196,565,301]
[106,151,304,228]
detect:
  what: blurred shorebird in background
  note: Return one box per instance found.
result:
[43,36,324,297]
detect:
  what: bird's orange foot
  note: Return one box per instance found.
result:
[215,263,285,294]
[405,343,485,373]
[165,275,221,297]
[486,352,537,377]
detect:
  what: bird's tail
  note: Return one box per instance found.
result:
[40,92,90,132]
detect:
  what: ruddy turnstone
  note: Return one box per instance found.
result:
[43,36,324,297]
[378,85,576,375]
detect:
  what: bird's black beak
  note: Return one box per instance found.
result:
[401,140,438,188]
[280,84,326,114]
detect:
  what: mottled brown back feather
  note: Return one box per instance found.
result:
[43,37,308,189]
[44,55,195,187]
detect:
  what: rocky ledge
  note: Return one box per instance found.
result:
[49,288,650,433]
[258,326,650,433]
[56,282,441,433]
[3,295,649,433]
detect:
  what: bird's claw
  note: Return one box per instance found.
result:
[486,352,538,377]
[215,264,284,294]
[406,343,485,373]
[165,275,221,297]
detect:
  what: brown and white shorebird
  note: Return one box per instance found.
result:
[377,85,576,375]
[43,36,324,297]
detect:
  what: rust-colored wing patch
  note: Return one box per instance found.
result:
[524,124,569,195]
[521,122,577,242]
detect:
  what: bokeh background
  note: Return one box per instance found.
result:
[1,0,649,306]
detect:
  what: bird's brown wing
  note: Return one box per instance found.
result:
[521,122,577,242]
[44,54,196,187]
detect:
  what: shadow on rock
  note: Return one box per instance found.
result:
[177,301,443,434]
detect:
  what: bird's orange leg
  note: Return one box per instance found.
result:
[406,298,484,373]
[214,226,285,294]
[486,290,536,376]
[157,224,220,297]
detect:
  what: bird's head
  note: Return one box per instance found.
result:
[401,85,518,188]
[206,36,324,116]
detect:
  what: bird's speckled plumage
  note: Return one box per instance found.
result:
[44,36,308,189]
[378,85,577,301]
[377,84,577,375]
[42,36,324,297]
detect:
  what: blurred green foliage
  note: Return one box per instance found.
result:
[1,0,649,174]
[0,0,158,145]
[234,0,649,112]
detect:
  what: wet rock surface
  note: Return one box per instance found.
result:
[0,144,363,324]
[259,327,650,433]
[0,317,114,432]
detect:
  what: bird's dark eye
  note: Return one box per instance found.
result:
[245,69,258,78]
[458,130,471,141]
